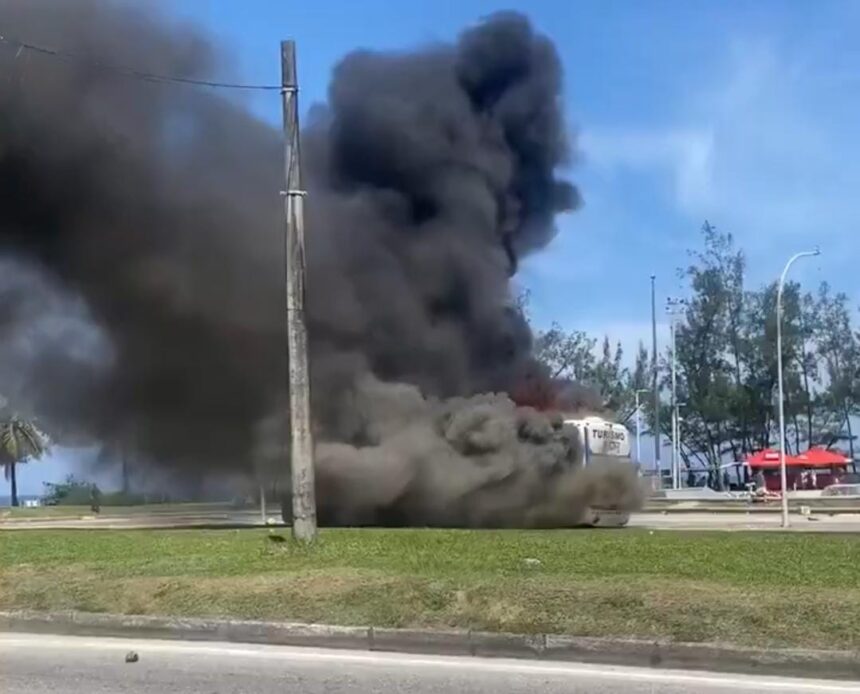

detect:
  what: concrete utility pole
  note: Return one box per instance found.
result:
[651,275,661,481]
[281,40,317,542]
[776,248,820,529]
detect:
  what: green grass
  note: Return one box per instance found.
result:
[1,528,859,650]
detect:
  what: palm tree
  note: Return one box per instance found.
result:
[1,417,49,507]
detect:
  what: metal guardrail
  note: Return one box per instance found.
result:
[644,496,860,513]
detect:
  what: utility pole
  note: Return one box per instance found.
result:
[651,275,661,483]
[281,40,317,542]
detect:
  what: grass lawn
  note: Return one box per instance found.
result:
[1,528,859,650]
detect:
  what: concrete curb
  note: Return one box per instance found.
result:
[1,610,859,680]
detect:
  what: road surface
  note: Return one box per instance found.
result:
[3,509,860,532]
[1,633,857,693]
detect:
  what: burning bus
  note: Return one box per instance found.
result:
[563,415,635,527]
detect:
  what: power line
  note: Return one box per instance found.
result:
[0,34,284,92]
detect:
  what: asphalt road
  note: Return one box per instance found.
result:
[1,634,857,694]
[3,509,860,532]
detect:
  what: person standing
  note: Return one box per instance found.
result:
[89,484,101,514]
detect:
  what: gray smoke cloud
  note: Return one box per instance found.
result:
[0,1,642,524]
[260,376,641,527]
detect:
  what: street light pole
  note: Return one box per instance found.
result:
[670,318,677,488]
[777,248,820,529]
[651,275,661,479]
[634,388,649,463]
[676,403,687,488]
[666,297,686,489]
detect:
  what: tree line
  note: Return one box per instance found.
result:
[533,222,860,475]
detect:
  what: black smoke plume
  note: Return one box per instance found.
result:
[0,1,641,524]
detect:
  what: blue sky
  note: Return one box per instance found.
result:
[159,0,858,342]
[14,0,860,493]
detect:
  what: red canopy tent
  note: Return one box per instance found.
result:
[745,449,800,469]
[746,447,850,469]
[746,447,851,491]
[794,447,851,466]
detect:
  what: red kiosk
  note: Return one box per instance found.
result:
[745,447,852,491]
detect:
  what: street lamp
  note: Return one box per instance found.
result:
[633,388,650,463]
[777,248,820,528]
[651,275,660,478]
[675,402,688,489]
[666,297,687,490]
